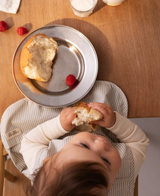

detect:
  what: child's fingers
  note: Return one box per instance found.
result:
[89,119,105,127]
[88,103,111,117]
[88,102,112,110]
[88,102,104,107]
[60,107,76,131]
[62,107,75,117]
[88,102,116,128]
[65,108,76,122]
[64,107,75,113]
[68,112,76,122]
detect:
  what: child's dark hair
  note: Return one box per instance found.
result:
[31,161,109,196]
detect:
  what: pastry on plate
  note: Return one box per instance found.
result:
[20,33,58,82]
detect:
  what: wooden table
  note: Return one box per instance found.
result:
[0,0,160,119]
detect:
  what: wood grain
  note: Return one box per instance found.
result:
[0,0,160,121]
[3,159,31,196]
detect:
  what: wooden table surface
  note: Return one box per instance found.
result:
[0,0,160,119]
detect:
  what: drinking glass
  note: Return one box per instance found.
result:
[69,0,98,17]
[102,0,126,6]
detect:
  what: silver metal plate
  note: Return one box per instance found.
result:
[12,25,98,107]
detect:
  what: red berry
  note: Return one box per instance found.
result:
[0,21,8,32]
[66,74,76,86]
[17,27,27,36]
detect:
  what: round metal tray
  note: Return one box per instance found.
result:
[12,25,98,107]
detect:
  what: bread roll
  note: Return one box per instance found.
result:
[20,33,58,82]
[72,102,103,132]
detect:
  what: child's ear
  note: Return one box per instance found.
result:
[43,157,51,164]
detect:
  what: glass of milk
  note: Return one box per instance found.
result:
[69,0,98,17]
[102,0,125,6]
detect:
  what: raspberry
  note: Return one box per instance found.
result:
[17,27,27,36]
[0,21,8,32]
[66,74,76,86]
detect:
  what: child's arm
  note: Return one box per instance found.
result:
[108,112,149,180]
[107,112,149,157]
[88,102,149,181]
[20,107,75,173]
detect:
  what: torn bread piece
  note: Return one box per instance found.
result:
[20,33,58,82]
[72,102,103,132]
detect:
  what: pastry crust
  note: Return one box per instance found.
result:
[20,33,58,82]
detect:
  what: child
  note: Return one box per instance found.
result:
[20,102,149,196]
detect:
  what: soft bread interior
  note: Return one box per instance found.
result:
[72,107,102,126]
[20,34,57,82]
[72,102,103,131]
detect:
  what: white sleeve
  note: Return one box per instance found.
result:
[107,112,149,181]
[20,115,68,173]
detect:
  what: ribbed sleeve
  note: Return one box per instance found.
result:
[108,112,149,180]
[20,115,68,173]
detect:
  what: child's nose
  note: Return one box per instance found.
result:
[93,138,110,152]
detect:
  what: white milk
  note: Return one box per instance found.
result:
[70,0,97,17]
[71,0,94,11]
[102,0,125,6]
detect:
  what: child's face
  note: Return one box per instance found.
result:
[45,132,121,188]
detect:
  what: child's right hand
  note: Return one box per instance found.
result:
[60,107,76,132]
[88,102,116,128]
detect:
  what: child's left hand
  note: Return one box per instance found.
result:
[88,102,116,128]
[60,107,76,132]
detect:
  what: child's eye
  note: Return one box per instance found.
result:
[102,157,110,165]
[80,143,90,149]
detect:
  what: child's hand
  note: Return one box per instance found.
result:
[88,102,116,128]
[60,107,76,132]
